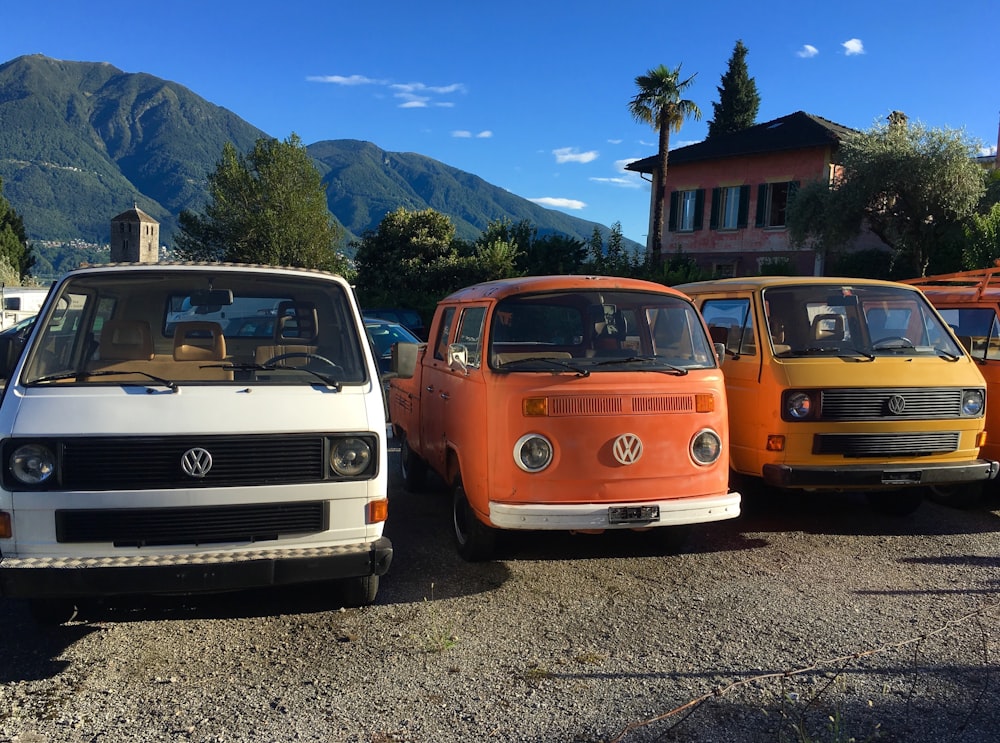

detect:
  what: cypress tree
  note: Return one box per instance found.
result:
[706,40,760,139]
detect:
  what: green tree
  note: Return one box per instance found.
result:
[519,233,588,275]
[0,176,36,282]
[963,202,1000,269]
[706,40,760,139]
[787,115,986,277]
[628,64,702,262]
[175,134,349,273]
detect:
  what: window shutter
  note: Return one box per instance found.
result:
[755,184,767,228]
[668,191,679,232]
[709,188,721,230]
[737,185,750,228]
[694,189,705,231]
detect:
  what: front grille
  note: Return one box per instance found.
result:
[548,394,693,416]
[813,432,960,457]
[59,434,326,489]
[55,501,326,546]
[820,388,972,421]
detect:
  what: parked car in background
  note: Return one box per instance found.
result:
[365,318,423,376]
[364,307,427,341]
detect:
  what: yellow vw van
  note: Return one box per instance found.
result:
[676,276,998,514]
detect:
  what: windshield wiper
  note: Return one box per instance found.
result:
[215,362,344,391]
[593,355,689,375]
[934,347,961,362]
[27,369,178,391]
[496,356,590,377]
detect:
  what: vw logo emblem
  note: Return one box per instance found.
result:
[181,447,213,478]
[612,433,643,465]
[887,394,907,416]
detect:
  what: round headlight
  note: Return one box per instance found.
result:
[514,434,553,472]
[690,429,722,466]
[330,437,373,477]
[785,391,813,420]
[10,443,56,486]
[962,389,985,416]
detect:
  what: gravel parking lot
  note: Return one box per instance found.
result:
[2,446,1000,743]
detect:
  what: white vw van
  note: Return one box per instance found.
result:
[0,263,391,622]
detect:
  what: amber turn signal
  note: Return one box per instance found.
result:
[367,499,389,524]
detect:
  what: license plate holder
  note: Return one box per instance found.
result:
[608,505,660,524]
[882,471,921,485]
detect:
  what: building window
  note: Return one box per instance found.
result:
[755,181,798,228]
[712,262,737,278]
[668,189,705,232]
[710,185,749,230]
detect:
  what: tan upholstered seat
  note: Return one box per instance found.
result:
[99,320,154,361]
[173,321,226,361]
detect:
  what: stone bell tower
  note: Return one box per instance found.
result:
[110,204,159,263]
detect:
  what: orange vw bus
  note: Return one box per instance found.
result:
[389,275,740,560]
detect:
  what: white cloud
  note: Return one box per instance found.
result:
[529,197,586,210]
[842,38,865,56]
[796,45,819,58]
[607,138,623,145]
[306,74,386,85]
[476,131,493,139]
[982,145,998,157]
[452,130,493,139]
[590,176,641,188]
[553,147,599,164]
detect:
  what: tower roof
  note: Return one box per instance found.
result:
[111,204,158,224]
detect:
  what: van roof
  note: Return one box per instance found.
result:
[442,275,689,303]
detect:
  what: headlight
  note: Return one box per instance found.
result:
[962,389,985,416]
[514,434,553,472]
[690,429,722,465]
[783,391,814,420]
[10,443,56,485]
[330,437,373,477]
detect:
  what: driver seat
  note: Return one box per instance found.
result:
[254,311,318,367]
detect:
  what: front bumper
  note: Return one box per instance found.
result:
[0,537,393,599]
[489,492,741,530]
[762,460,1000,490]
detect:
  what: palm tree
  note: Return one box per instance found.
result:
[629,64,702,261]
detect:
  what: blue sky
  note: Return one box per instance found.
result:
[3,0,996,247]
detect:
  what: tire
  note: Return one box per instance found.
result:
[927,482,984,509]
[28,598,78,626]
[399,433,428,492]
[866,489,924,516]
[339,574,379,608]
[452,477,496,562]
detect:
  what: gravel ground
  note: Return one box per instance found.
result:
[2,447,1000,743]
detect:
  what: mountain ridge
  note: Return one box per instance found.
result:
[0,54,637,251]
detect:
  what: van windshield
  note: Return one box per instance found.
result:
[20,268,369,387]
[489,289,715,372]
[762,284,964,359]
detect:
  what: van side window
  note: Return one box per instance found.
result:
[456,306,486,368]
[700,298,755,356]
[434,307,456,361]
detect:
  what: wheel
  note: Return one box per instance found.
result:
[339,574,379,607]
[27,598,78,625]
[399,433,428,492]
[866,489,924,516]
[927,482,984,509]
[452,477,496,562]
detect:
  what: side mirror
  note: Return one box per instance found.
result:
[714,342,727,364]
[391,342,422,379]
[448,343,469,372]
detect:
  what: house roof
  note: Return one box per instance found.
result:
[625,111,858,173]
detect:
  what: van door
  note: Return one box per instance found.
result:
[421,306,456,475]
[698,296,762,473]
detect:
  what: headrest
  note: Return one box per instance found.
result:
[173,321,226,361]
[100,320,153,360]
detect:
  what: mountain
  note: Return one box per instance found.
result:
[0,55,635,251]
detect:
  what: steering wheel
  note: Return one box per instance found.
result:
[262,352,343,372]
